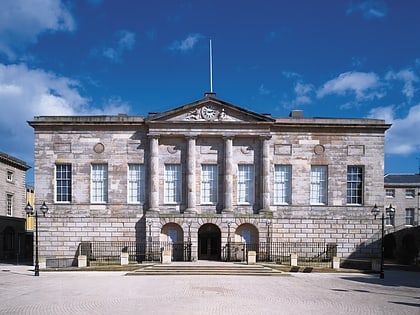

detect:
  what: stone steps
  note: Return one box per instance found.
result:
[126,263,285,276]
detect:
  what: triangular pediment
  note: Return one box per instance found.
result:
[146,95,275,123]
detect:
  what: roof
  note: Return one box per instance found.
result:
[0,151,31,171]
[384,174,420,186]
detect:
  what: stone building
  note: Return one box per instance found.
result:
[0,151,31,261]
[29,93,390,266]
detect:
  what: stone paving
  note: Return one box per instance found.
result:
[0,263,419,315]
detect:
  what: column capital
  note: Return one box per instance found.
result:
[259,134,272,141]
[147,133,160,139]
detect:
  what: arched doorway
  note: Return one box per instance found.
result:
[160,223,184,261]
[198,223,221,260]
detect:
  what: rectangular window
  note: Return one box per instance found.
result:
[385,213,395,226]
[201,164,218,204]
[128,164,145,204]
[6,194,13,216]
[310,166,328,205]
[273,165,291,205]
[6,171,13,182]
[347,166,363,205]
[56,164,72,202]
[164,164,181,204]
[405,189,415,198]
[237,164,254,204]
[91,164,108,203]
[405,208,414,226]
[385,189,395,198]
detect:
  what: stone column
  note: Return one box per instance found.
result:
[185,136,196,213]
[148,135,159,212]
[261,135,272,212]
[223,136,233,212]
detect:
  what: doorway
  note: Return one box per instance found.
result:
[198,223,221,260]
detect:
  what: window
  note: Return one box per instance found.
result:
[128,164,145,204]
[6,171,13,182]
[91,164,108,203]
[347,166,363,205]
[273,165,291,205]
[201,164,218,204]
[405,189,415,198]
[164,164,181,204]
[6,194,13,216]
[237,164,254,204]
[385,189,395,198]
[385,212,395,226]
[56,164,72,202]
[310,166,327,205]
[405,208,414,226]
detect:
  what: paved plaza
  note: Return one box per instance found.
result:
[0,263,419,315]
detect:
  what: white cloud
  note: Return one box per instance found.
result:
[385,69,418,102]
[258,84,271,95]
[169,33,204,53]
[101,30,136,63]
[346,0,388,19]
[0,0,75,59]
[317,71,382,100]
[368,104,420,155]
[294,82,313,105]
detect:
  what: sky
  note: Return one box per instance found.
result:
[1,0,420,185]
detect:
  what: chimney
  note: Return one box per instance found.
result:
[289,110,303,118]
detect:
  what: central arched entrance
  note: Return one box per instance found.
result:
[198,223,221,260]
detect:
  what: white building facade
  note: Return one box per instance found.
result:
[29,94,390,266]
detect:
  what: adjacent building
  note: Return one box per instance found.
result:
[0,151,31,261]
[29,93,390,266]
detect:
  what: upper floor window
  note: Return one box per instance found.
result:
[128,164,145,204]
[347,166,363,205]
[91,164,108,203]
[405,189,415,198]
[237,164,254,204]
[385,212,395,226]
[6,194,13,216]
[201,164,218,204]
[164,164,181,204]
[273,165,291,205]
[6,170,13,182]
[385,189,395,198]
[56,164,72,202]
[310,166,328,205]
[405,208,414,226]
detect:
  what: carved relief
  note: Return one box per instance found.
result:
[185,105,230,122]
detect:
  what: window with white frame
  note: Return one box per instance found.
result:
[6,194,13,216]
[347,166,363,205]
[56,164,72,202]
[128,164,145,204]
[385,212,395,226]
[385,189,395,198]
[405,189,415,198]
[91,164,108,203]
[310,166,328,205]
[405,208,414,226]
[273,165,291,205]
[201,164,218,204]
[237,164,254,204]
[164,164,181,204]
[6,170,13,182]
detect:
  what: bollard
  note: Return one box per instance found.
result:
[290,253,298,267]
[78,255,87,268]
[247,251,257,265]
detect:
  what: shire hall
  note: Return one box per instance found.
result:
[28,92,390,267]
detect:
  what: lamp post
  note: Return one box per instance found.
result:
[371,204,395,279]
[227,221,232,262]
[187,220,192,261]
[25,201,48,276]
[147,219,152,261]
[266,219,271,262]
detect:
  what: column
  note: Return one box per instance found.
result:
[185,136,196,213]
[148,135,159,212]
[261,135,272,212]
[223,137,233,212]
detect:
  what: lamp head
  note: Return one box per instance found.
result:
[371,204,380,219]
[24,202,33,215]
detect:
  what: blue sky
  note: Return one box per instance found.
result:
[1,0,420,184]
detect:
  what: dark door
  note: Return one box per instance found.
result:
[198,224,221,260]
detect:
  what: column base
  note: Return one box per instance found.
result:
[184,208,196,214]
[222,208,233,213]
[147,208,160,214]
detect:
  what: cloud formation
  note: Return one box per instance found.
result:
[347,0,388,19]
[0,0,75,59]
[169,34,204,53]
[101,30,136,63]
[385,69,418,102]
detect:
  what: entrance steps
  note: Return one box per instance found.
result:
[126,261,285,276]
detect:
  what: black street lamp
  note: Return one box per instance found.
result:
[147,219,152,261]
[227,221,232,262]
[25,201,48,276]
[187,220,192,261]
[371,204,395,279]
[266,219,271,262]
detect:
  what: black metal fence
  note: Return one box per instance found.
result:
[78,241,336,267]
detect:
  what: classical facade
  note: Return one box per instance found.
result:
[0,151,31,261]
[29,93,390,266]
